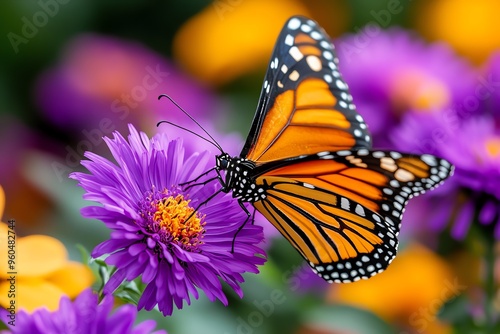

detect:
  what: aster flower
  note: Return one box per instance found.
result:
[336,27,475,147]
[437,116,500,239]
[1,289,166,334]
[389,53,500,330]
[70,124,266,316]
[393,75,500,240]
[484,52,500,121]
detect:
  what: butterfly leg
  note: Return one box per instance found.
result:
[182,176,219,191]
[231,200,252,253]
[183,187,224,223]
[179,166,217,187]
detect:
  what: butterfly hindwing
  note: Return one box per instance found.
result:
[241,16,371,163]
[253,180,397,283]
[251,150,453,282]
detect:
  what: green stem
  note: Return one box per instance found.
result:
[484,230,496,333]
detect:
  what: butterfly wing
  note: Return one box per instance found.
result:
[241,16,370,163]
[252,150,453,282]
[228,15,454,282]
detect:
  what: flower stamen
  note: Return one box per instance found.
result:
[391,70,450,113]
[485,137,500,158]
[141,190,206,251]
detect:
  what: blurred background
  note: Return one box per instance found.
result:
[1,0,500,333]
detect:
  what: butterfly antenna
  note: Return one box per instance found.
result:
[158,94,224,153]
[156,120,221,150]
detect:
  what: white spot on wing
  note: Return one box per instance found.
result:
[395,169,415,182]
[289,70,300,81]
[306,55,322,72]
[421,154,437,166]
[289,46,304,61]
[341,197,350,210]
[288,18,301,30]
[301,24,312,32]
[355,204,365,216]
[323,51,333,60]
[336,80,347,90]
[311,31,322,40]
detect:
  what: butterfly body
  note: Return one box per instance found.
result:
[211,16,453,283]
[216,153,265,202]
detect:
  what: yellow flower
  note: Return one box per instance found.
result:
[173,0,309,86]
[173,0,350,86]
[0,185,94,312]
[415,0,500,64]
[328,243,458,333]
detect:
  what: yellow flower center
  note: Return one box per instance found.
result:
[390,70,450,114]
[146,193,206,251]
[485,137,500,158]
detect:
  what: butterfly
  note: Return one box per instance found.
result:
[170,15,453,283]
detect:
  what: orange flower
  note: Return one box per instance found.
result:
[328,243,460,334]
[415,0,500,64]
[173,0,310,86]
[0,185,94,312]
[174,1,350,86]
[173,0,350,85]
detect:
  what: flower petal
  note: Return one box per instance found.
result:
[0,279,65,312]
[13,235,68,278]
[47,261,95,298]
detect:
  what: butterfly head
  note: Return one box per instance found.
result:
[215,153,234,193]
[215,153,231,170]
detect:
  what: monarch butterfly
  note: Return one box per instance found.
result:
[163,16,453,283]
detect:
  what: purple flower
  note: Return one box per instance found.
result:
[484,52,500,120]
[70,124,266,316]
[394,92,500,239]
[336,26,500,242]
[437,116,500,238]
[35,34,217,133]
[1,289,166,334]
[336,27,476,147]
[392,112,500,239]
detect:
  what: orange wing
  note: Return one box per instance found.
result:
[251,149,453,282]
[240,16,370,164]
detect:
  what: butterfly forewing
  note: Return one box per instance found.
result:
[241,16,371,164]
